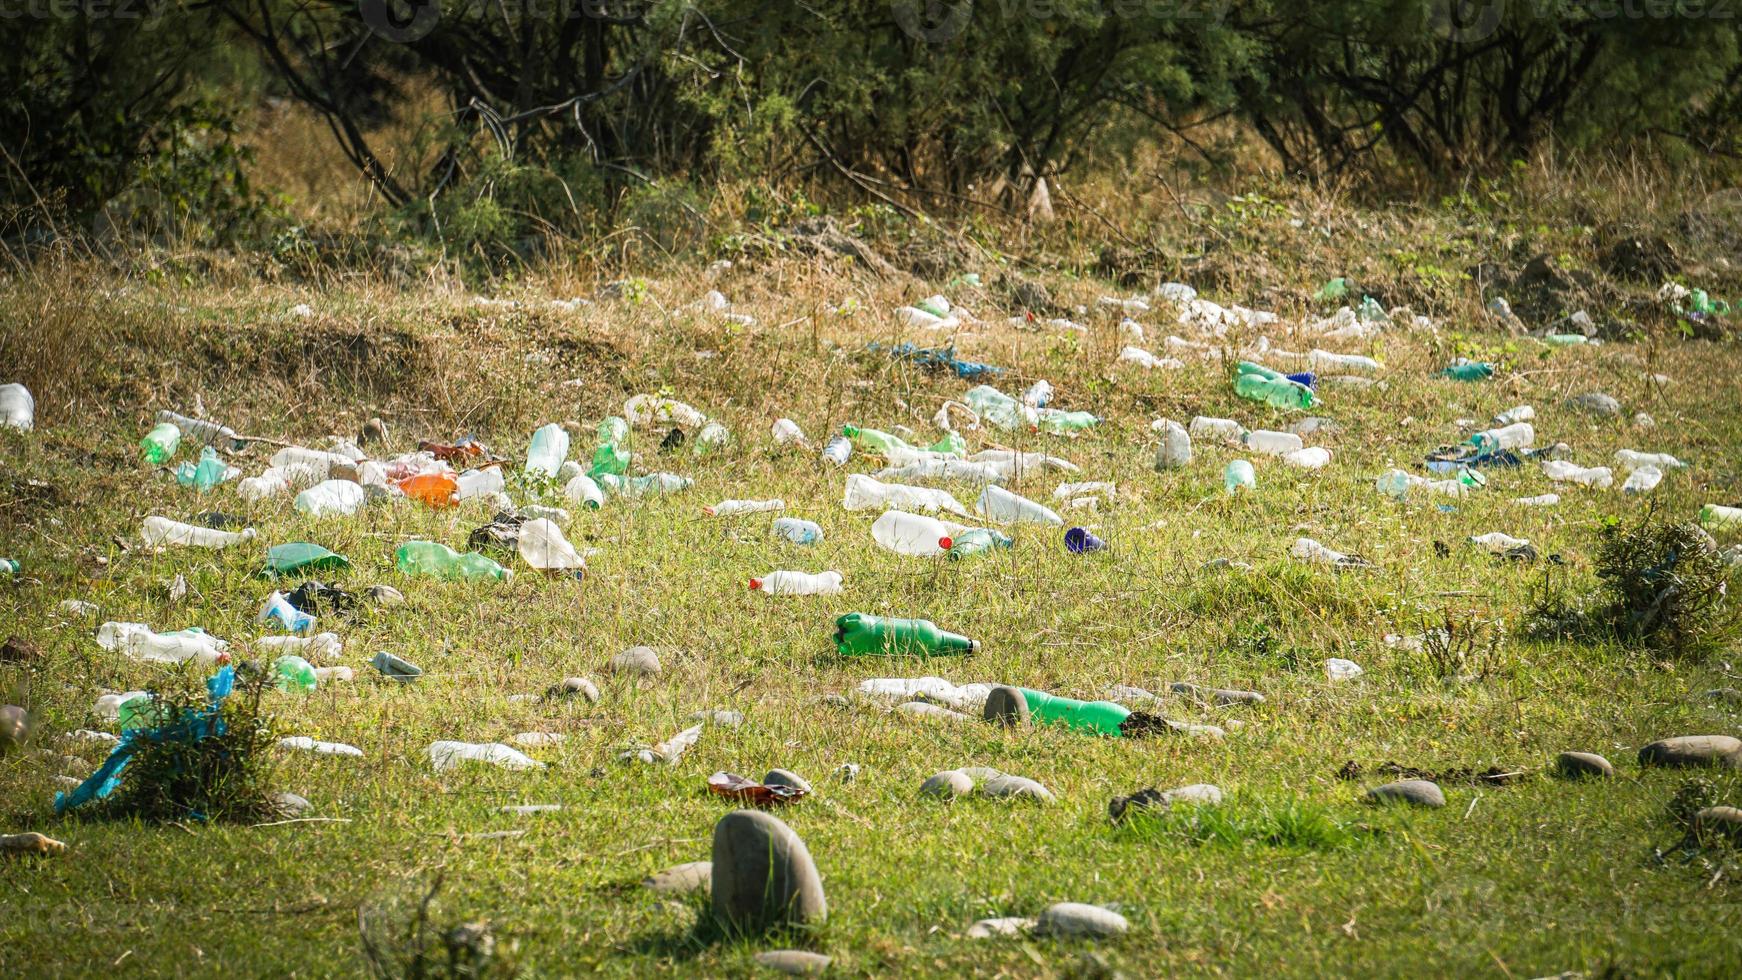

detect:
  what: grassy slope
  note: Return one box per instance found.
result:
[1,229,1741,978]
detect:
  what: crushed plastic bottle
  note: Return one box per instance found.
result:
[294,480,368,517]
[259,592,315,633]
[1023,380,1053,408]
[833,613,979,656]
[1376,469,1468,499]
[975,485,1063,525]
[273,655,318,693]
[842,424,917,456]
[1234,363,1317,410]
[1622,465,1664,495]
[140,422,180,463]
[1700,504,1742,528]
[455,466,506,501]
[772,517,823,545]
[608,473,693,498]
[428,741,544,772]
[157,410,245,451]
[140,516,256,549]
[821,435,853,467]
[0,383,34,430]
[944,527,1013,560]
[525,423,570,477]
[1325,658,1364,681]
[1190,416,1248,445]
[1282,446,1332,469]
[1470,532,1529,554]
[870,510,966,557]
[843,473,969,516]
[97,622,229,665]
[749,570,844,596]
[1307,349,1379,375]
[1224,460,1256,494]
[624,394,707,429]
[771,418,808,446]
[1119,346,1183,370]
[1244,429,1304,455]
[1153,419,1192,471]
[398,472,459,508]
[175,447,232,491]
[395,541,512,582]
[963,385,1033,431]
[257,633,342,661]
[1438,360,1494,382]
[704,498,784,517]
[1493,405,1536,425]
[1513,493,1560,507]
[692,420,731,454]
[516,518,585,572]
[1614,449,1686,472]
[1542,460,1614,489]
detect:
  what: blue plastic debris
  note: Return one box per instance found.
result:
[55,666,236,814]
[867,342,1004,380]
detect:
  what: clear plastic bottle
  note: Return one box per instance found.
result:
[772,517,823,545]
[1035,407,1098,434]
[842,424,916,455]
[1282,446,1332,469]
[692,420,731,454]
[1700,503,1742,528]
[944,527,1013,560]
[620,473,692,497]
[1244,429,1304,455]
[176,446,230,490]
[1234,371,1317,410]
[427,741,543,771]
[1190,416,1247,444]
[870,510,965,556]
[395,540,512,581]
[1153,419,1192,470]
[455,466,506,500]
[517,518,585,572]
[821,435,853,466]
[563,473,604,510]
[749,570,844,595]
[0,383,34,430]
[140,422,180,463]
[843,473,968,515]
[525,423,570,477]
[1622,465,1663,495]
[703,498,784,517]
[975,485,1064,525]
[1493,405,1535,425]
[1469,422,1534,453]
[1513,493,1560,507]
[1291,537,1350,564]
[1470,532,1529,553]
[1308,349,1380,375]
[273,655,318,693]
[1614,449,1685,472]
[771,418,808,446]
[140,516,256,549]
[294,480,367,517]
[259,592,315,633]
[963,385,1032,431]
[257,632,342,661]
[1224,460,1256,494]
[1542,460,1614,488]
[157,410,245,450]
[99,622,230,665]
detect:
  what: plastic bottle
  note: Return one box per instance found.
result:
[975,485,1064,525]
[1120,346,1179,370]
[259,592,315,633]
[833,613,979,656]
[256,633,342,661]
[771,418,808,446]
[843,473,968,515]
[1376,469,1467,499]
[176,446,230,490]
[750,570,844,596]
[619,473,692,497]
[395,541,512,581]
[876,458,1007,484]
[1189,416,1247,445]
[1493,405,1535,425]
[455,467,505,500]
[1614,449,1685,472]
[1541,460,1614,489]
[273,655,318,693]
[624,395,708,429]
[1308,349,1380,375]
[398,472,458,507]
[525,423,570,477]
[945,527,1013,560]
[692,421,731,454]
[520,504,570,526]
[821,435,853,467]
[294,480,367,517]
[772,517,823,545]
[98,622,229,665]
[1282,446,1332,469]
[1623,465,1663,495]
[0,558,17,576]
[1291,538,1351,564]
[842,424,916,456]
[428,741,543,772]
[270,446,355,480]
[870,510,963,557]
[314,665,355,684]
[1470,532,1529,553]
[963,385,1033,431]
[1153,419,1192,471]
[140,422,180,463]
[1469,422,1534,453]
[590,424,631,476]
[1234,370,1318,410]
[140,516,256,549]
[1023,380,1053,408]
[1514,493,1560,507]
[1244,429,1304,455]
[1035,407,1098,435]
[1701,504,1742,528]
[704,498,784,517]
[157,410,245,451]
[563,473,604,510]
[1224,460,1256,494]
[517,518,585,572]
[1438,360,1495,381]
[928,431,967,456]
[1021,689,1132,736]
[0,383,34,430]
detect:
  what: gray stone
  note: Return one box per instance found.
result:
[1366,779,1446,808]
[0,705,29,754]
[367,584,406,606]
[1169,682,1264,705]
[1554,752,1614,779]
[920,770,974,799]
[1162,783,1223,806]
[1033,903,1129,938]
[1694,806,1742,842]
[979,774,1056,804]
[1638,735,1742,769]
[643,860,712,896]
[753,950,832,975]
[359,416,388,446]
[610,646,662,677]
[1565,392,1622,417]
[764,768,812,794]
[548,676,601,702]
[273,791,313,816]
[696,709,744,727]
[983,685,1030,728]
[711,811,826,933]
[966,916,1035,938]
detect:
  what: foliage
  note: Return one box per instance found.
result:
[1117,798,1363,851]
[360,874,517,979]
[1593,515,1737,657]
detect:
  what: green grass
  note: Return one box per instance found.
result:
[0,233,1740,978]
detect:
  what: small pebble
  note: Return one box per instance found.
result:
[967,916,1034,938]
[547,676,601,703]
[753,950,831,975]
[1033,902,1129,938]
[979,774,1056,804]
[1554,752,1613,779]
[610,646,662,677]
[982,685,1030,728]
[1366,779,1446,808]
[272,792,313,816]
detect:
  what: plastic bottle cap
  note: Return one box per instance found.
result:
[748,578,763,590]
[702,506,717,516]
[938,536,953,550]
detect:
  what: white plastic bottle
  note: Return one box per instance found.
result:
[516,518,585,571]
[256,633,342,661]
[0,383,35,430]
[1308,349,1380,375]
[703,498,785,517]
[870,510,966,557]
[1614,449,1685,472]
[1493,405,1536,425]
[525,423,570,477]
[1622,465,1663,495]
[975,485,1064,525]
[1190,416,1247,445]
[1245,429,1304,455]
[271,446,356,479]
[821,435,853,466]
[294,480,368,517]
[1023,380,1054,408]
[624,394,708,428]
[455,466,506,500]
[1053,481,1115,501]
[1542,460,1614,488]
[140,516,257,549]
[772,517,823,545]
[564,473,604,510]
[875,458,1007,484]
[98,622,229,665]
[771,418,808,446]
[1469,422,1534,453]
[842,473,969,516]
[1149,418,1192,471]
[1470,532,1529,553]
[1282,446,1332,469]
[1290,538,1350,564]
[427,740,544,771]
[749,570,844,596]
[1119,346,1182,370]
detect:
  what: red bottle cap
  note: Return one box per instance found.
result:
[938,536,953,550]
[748,578,762,590]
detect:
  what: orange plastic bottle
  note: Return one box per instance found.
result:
[397,473,458,508]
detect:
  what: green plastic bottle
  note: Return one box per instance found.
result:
[929,431,967,455]
[140,422,180,463]
[1234,372,1318,410]
[1438,361,1494,381]
[1020,689,1132,736]
[1313,277,1349,302]
[945,528,1014,561]
[394,541,511,582]
[589,416,631,477]
[841,425,916,455]
[1235,360,1285,381]
[118,693,164,732]
[833,613,979,657]
[0,558,17,576]
[273,655,318,693]
[1035,409,1099,434]
[175,446,228,490]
